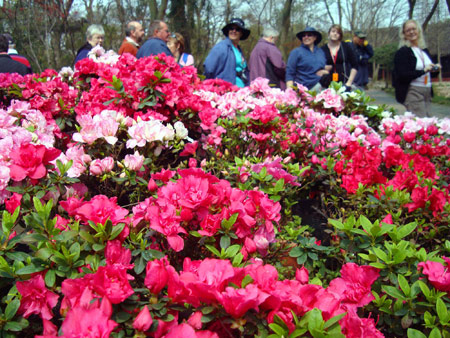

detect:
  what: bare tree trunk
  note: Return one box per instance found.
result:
[279,0,293,58]
[422,0,439,31]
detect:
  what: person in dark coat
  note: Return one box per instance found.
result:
[0,34,31,76]
[249,27,286,89]
[203,18,251,87]
[393,19,441,117]
[3,33,32,73]
[350,30,374,88]
[321,24,358,90]
[74,24,105,64]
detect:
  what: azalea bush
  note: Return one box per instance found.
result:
[0,47,449,337]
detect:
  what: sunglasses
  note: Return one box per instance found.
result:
[302,33,315,37]
[229,26,242,33]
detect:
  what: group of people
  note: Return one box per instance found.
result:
[204,19,375,92]
[0,17,442,117]
[75,21,194,67]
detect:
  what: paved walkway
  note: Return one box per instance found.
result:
[365,89,449,119]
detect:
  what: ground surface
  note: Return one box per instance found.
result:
[366,88,449,119]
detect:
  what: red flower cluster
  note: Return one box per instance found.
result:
[133,168,281,252]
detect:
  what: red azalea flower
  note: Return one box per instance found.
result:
[16,273,59,320]
[9,143,61,181]
[92,265,134,304]
[218,284,270,319]
[5,192,22,214]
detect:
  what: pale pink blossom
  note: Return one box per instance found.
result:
[123,151,144,171]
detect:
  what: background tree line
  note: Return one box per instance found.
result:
[0,0,449,76]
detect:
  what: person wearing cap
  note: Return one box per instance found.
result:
[0,35,31,76]
[249,27,286,89]
[137,20,173,59]
[350,30,374,88]
[286,27,329,91]
[203,18,250,87]
[74,24,105,64]
[3,33,32,73]
[118,21,145,57]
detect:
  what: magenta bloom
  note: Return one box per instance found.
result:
[92,265,134,304]
[16,274,59,320]
[9,143,60,181]
[218,284,270,318]
[327,263,380,310]
[418,257,450,294]
[60,306,118,337]
[145,256,170,295]
[133,306,153,332]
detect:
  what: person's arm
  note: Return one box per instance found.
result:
[203,44,222,79]
[366,43,374,59]
[346,68,357,86]
[285,49,298,87]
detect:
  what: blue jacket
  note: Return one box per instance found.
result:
[203,38,249,86]
[137,38,173,59]
[286,44,326,89]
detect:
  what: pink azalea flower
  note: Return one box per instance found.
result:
[218,284,270,318]
[133,306,153,332]
[145,256,170,295]
[418,257,450,295]
[60,303,118,337]
[16,274,59,320]
[91,265,134,304]
[123,151,144,171]
[5,192,22,214]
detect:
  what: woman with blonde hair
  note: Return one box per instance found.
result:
[393,19,441,116]
[167,33,194,67]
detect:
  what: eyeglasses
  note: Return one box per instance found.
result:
[229,26,242,33]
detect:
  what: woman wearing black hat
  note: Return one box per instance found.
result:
[286,27,329,91]
[203,18,250,87]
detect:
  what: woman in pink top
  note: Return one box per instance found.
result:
[167,33,194,67]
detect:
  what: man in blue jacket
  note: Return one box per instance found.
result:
[137,21,173,59]
[203,18,250,87]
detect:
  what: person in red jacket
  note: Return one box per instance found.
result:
[118,21,145,57]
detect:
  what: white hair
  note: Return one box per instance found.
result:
[263,27,279,38]
[86,24,105,40]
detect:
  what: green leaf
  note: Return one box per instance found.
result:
[114,311,132,323]
[407,328,427,338]
[242,275,254,288]
[397,222,418,240]
[328,219,344,230]
[4,321,24,331]
[436,298,448,324]
[6,252,29,262]
[220,235,230,249]
[134,256,146,275]
[359,215,373,234]
[110,223,126,240]
[225,244,240,258]
[382,285,406,301]
[398,274,411,297]
[45,270,56,288]
[5,299,20,320]
[429,328,443,338]
[268,323,288,336]
[205,244,220,257]
[324,312,346,329]
[15,265,47,275]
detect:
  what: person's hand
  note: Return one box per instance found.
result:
[424,64,440,72]
[316,69,329,77]
[364,40,369,47]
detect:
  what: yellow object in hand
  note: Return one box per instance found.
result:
[364,40,368,47]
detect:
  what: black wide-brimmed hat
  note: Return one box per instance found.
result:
[222,18,251,41]
[296,26,322,44]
